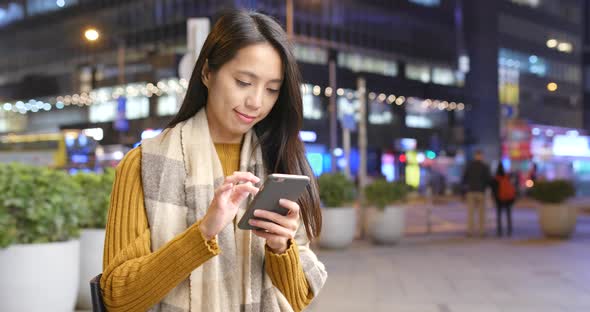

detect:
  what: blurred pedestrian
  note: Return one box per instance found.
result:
[491,163,516,237]
[461,150,491,237]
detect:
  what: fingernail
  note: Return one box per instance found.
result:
[254,210,260,216]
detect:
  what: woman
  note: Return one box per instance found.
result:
[491,163,516,237]
[101,10,327,312]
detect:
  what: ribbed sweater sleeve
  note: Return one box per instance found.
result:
[100,147,220,312]
[265,240,314,311]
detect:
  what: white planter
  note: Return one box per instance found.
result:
[369,205,406,244]
[0,239,80,312]
[77,228,106,310]
[319,207,356,249]
[538,204,578,238]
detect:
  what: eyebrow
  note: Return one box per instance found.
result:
[236,70,283,84]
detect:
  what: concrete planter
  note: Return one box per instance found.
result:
[319,207,356,249]
[538,204,578,238]
[369,205,406,244]
[0,240,80,312]
[77,228,106,310]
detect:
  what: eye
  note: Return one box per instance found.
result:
[267,88,280,94]
[235,79,251,87]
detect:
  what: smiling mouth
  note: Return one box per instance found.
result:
[235,110,256,119]
[234,109,257,123]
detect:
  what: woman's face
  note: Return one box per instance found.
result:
[203,42,284,143]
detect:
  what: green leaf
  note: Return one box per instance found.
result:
[318,173,356,208]
[529,180,576,204]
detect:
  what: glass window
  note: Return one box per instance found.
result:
[432,67,456,86]
[0,109,26,133]
[157,94,181,116]
[508,0,581,24]
[408,0,441,7]
[125,96,149,120]
[0,2,25,27]
[294,44,328,65]
[508,0,540,7]
[498,67,520,106]
[301,84,324,120]
[338,53,398,77]
[404,97,449,129]
[368,99,393,125]
[499,14,580,51]
[337,91,360,127]
[499,48,579,85]
[27,0,78,16]
[406,63,430,83]
[89,100,116,123]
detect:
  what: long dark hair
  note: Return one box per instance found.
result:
[166,10,322,240]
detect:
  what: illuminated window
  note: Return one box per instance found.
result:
[406,63,430,83]
[26,0,78,16]
[408,0,441,7]
[499,48,580,84]
[301,84,324,120]
[125,96,149,120]
[338,53,398,77]
[508,0,540,8]
[368,100,393,125]
[404,97,448,129]
[294,44,328,65]
[0,3,24,27]
[157,94,180,116]
[89,101,116,123]
[432,67,455,86]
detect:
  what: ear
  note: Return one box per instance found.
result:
[201,59,211,88]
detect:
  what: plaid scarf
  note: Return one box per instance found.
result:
[140,108,326,311]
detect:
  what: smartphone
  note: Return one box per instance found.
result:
[237,173,310,230]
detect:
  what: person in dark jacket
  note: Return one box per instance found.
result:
[491,163,516,237]
[461,150,492,237]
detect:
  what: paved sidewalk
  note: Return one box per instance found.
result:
[307,205,590,312]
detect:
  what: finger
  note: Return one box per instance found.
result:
[252,229,281,241]
[253,210,293,229]
[249,219,293,238]
[230,184,259,203]
[225,172,260,184]
[215,183,233,196]
[233,184,259,196]
[278,199,300,216]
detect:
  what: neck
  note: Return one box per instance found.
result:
[206,108,243,144]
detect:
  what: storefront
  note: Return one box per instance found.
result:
[502,120,590,196]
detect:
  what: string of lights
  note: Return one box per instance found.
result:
[2,78,468,115]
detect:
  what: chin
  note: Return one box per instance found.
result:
[231,125,252,136]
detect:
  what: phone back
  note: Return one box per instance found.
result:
[238,174,310,230]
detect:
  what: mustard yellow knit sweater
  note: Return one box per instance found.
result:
[101,145,313,311]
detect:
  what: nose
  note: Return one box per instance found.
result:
[245,88,264,110]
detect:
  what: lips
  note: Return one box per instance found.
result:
[234,109,257,123]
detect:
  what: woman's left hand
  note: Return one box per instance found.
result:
[250,198,300,254]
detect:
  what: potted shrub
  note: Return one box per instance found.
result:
[529,180,577,238]
[318,173,357,249]
[365,180,409,244]
[0,163,86,312]
[73,169,115,310]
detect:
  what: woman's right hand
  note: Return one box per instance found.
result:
[199,172,260,240]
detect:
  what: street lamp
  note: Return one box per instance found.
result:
[82,27,126,85]
[84,28,100,42]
